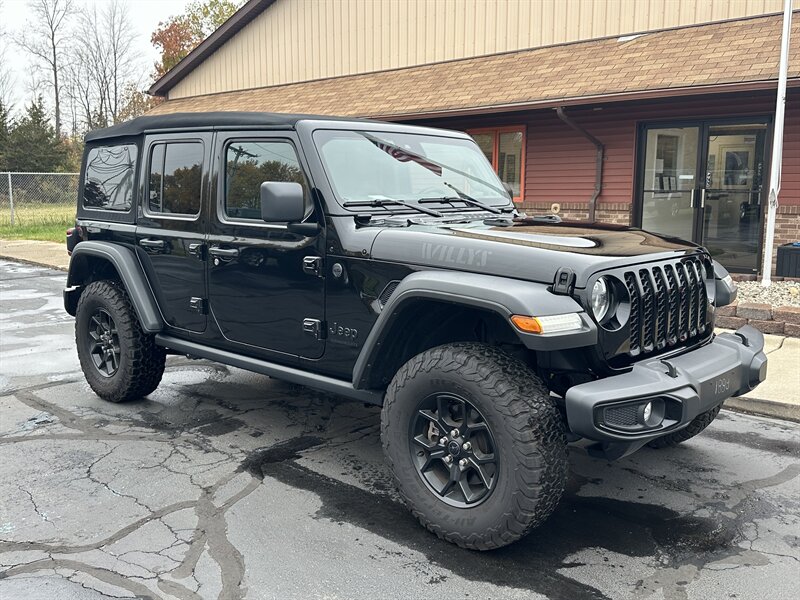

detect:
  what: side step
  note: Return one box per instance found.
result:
[154,334,384,405]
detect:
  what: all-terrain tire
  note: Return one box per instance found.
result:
[647,404,722,449]
[381,342,568,551]
[75,280,166,402]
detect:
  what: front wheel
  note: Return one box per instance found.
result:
[75,280,166,402]
[381,343,568,550]
[647,404,722,449]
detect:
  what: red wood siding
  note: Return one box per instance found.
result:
[417,89,800,209]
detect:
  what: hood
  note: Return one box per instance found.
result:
[369,219,702,287]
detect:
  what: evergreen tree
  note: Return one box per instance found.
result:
[4,97,68,172]
[0,101,11,171]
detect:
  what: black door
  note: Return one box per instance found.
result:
[206,133,325,359]
[136,134,210,333]
[636,119,770,273]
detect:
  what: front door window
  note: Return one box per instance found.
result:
[637,120,769,273]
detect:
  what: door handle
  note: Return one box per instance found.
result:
[139,238,165,249]
[690,189,695,208]
[208,246,240,258]
[700,188,706,208]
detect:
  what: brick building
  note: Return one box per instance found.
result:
[148,0,800,274]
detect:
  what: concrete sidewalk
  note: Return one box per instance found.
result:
[0,239,70,271]
[1,238,798,422]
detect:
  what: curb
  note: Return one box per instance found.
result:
[723,396,800,423]
[0,253,68,272]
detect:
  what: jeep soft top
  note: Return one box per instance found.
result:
[64,112,766,550]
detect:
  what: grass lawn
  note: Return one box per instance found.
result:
[0,204,74,242]
[0,222,72,242]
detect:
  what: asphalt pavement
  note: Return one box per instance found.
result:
[1,260,799,600]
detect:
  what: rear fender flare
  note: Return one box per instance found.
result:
[65,241,163,333]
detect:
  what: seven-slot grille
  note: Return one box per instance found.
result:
[623,258,709,357]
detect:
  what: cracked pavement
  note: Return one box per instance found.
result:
[0,259,798,600]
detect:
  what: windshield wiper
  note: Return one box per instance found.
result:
[359,132,510,197]
[342,198,443,217]
[420,182,505,214]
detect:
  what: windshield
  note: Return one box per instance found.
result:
[313,129,512,210]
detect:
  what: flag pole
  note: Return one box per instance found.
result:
[761,0,793,287]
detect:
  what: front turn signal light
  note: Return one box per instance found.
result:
[510,315,543,333]
[511,313,583,334]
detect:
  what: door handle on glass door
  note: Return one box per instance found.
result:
[690,189,695,208]
[700,189,706,208]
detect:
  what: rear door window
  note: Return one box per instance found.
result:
[147,141,203,217]
[82,144,137,211]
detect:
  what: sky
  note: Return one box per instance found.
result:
[1,0,195,110]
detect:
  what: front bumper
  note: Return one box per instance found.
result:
[565,325,767,444]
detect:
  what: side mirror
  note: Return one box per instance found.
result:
[260,181,305,223]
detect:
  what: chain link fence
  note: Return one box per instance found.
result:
[0,172,79,228]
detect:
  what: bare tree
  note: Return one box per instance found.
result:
[0,0,16,110]
[67,0,141,131]
[0,48,12,110]
[15,0,73,135]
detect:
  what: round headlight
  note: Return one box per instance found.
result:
[591,277,610,322]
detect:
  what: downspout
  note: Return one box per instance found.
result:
[555,107,604,223]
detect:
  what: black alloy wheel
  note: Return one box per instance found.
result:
[75,280,166,402]
[382,343,569,550]
[87,308,120,377]
[410,392,498,508]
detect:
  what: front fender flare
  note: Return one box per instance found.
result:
[65,241,163,333]
[352,271,597,389]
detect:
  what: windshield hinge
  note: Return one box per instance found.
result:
[552,268,576,295]
[303,318,326,340]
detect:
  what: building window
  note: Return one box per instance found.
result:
[147,142,203,216]
[468,126,526,202]
[82,144,137,212]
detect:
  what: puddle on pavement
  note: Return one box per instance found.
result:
[702,428,800,456]
[239,437,741,600]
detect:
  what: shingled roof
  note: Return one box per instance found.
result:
[149,12,800,120]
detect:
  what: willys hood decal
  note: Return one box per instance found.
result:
[370,221,701,286]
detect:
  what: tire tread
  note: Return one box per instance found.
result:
[76,280,165,403]
[647,404,721,449]
[381,342,567,550]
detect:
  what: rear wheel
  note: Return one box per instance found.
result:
[75,280,166,402]
[381,343,567,550]
[647,404,722,449]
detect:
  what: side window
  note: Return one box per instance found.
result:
[83,144,137,211]
[224,140,310,221]
[468,126,526,202]
[147,141,203,216]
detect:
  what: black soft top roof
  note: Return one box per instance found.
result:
[84,111,376,142]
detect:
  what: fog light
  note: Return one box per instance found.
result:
[638,398,665,428]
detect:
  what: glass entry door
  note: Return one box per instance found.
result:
[637,120,769,273]
[701,124,768,272]
[640,126,700,241]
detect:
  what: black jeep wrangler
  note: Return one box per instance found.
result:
[64,112,767,550]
